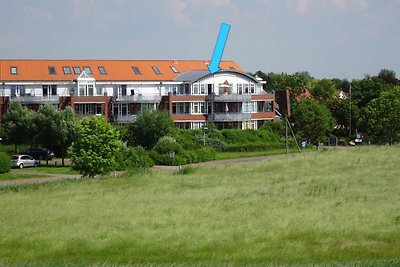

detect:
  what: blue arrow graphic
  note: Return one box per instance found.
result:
[208,22,231,74]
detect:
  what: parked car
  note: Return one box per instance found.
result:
[11,154,40,169]
[26,148,55,160]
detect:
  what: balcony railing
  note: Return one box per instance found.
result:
[114,95,161,103]
[11,95,59,103]
[112,114,138,124]
[209,112,251,122]
[208,94,251,102]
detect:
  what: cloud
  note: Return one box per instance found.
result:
[285,0,369,14]
[168,0,192,25]
[23,6,53,20]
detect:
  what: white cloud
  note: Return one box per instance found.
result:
[168,0,192,25]
[286,0,316,14]
[23,6,53,20]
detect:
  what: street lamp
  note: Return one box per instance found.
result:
[203,126,209,146]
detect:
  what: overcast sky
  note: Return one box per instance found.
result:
[0,0,399,79]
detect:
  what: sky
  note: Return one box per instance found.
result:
[0,0,399,80]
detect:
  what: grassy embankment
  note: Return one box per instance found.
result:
[0,146,399,266]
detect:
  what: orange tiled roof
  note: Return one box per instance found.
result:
[0,59,243,82]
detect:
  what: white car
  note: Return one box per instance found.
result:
[11,154,40,169]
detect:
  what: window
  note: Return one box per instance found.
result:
[77,83,96,96]
[172,102,190,114]
[191,102,207,114]
[98,66,107,75]
[243,102,257,113]
[74,103,103,115]
[141,103,156,112]
[132,66,142,75]
[42,85,57,96]
[96,87,103,96]
[48,66,56,75]
[73,66,81,74]
[170,66,179,73]
[83,66,92,74]
[192,84,199,95]
[229,66,235,70]
[152,66,162,75]
[192,121,206,129]
[10,66,18,75]
[63,66,72,74]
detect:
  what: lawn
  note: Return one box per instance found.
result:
[215,148,300,160]
[34,166,78,175]
[0,173,45,180]
[0,146,399,266]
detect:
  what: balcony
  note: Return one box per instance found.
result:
[114,95,161,103]
[11,95,59,104]
[208,94,252,102]
[209,112,251,122]
[112,114,138,124]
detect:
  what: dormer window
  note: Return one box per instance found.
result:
[170,66,179,73]
[63,66,72,74]
[83,66,92,75]
[48,66,56,75]
[98,66,107,75]
[132,66,142,75]
[10,66,18,75]
[152,66,162,75]
[73,66,81,74]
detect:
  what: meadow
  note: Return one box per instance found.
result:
[0,146,399,266]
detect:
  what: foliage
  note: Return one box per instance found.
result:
[361,86,400,144]
[292,99,335,144]
[0,152,11,174]
[69,116,121,177]
[351,76,389,109]
[378,69,398,85]
[126,110,175,150]
[34,105,76,165]
[326,97,360,138]
[1,102,35,152]
[310,79,336,100]
[149,136,216,165]
[115,146,154,172]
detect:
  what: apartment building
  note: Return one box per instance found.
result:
[0,59,275,129]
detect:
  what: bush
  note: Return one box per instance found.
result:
[0,152,11,174]
[116,147,154,172]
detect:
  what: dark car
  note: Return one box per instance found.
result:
[26,148,55,160]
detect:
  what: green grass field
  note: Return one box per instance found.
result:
[0,146,399,266]
[0,173,45,180]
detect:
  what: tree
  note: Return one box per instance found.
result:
[361,86,400,144]
[310,79,336,101]
[1,102,36,152]
[292,99,335,144]
[70,116,121,177]
[126,110,175,150]
[351,76,389,109]
[378,69,397,85]
[33,105,76,166]
[326,97,359,138]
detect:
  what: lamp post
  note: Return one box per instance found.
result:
[203,126,208,146]
[349,81,352,139]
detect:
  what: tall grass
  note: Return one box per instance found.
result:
[0,146,399,266]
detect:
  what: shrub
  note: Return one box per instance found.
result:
[116,147,154,172]
[0,152,11,174]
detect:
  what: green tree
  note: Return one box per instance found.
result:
[361,86,400,144]
[126,110,175,150]
[326,97,359,138]
[70,116,121,177]
[33,105,76,166]
[292,99,335,144]
[1,102,35,152]
[378,69,397,85]
[310,79,336,101]
[351,76,389,109]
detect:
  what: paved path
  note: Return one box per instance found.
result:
[1,153,292,187]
